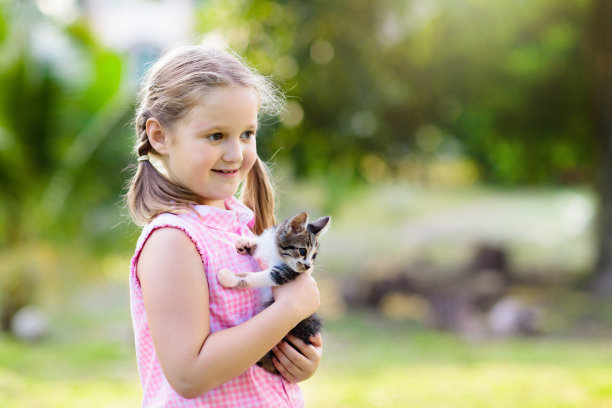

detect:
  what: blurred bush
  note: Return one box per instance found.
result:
[0,2,135,255]
[0,260,36,331]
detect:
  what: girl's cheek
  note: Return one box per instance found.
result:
[245,149,258,170]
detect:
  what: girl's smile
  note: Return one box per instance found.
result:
[212,168,240,176]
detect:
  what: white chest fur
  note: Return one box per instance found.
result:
[254,227,282,267]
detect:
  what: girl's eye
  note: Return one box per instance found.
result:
[206,133,223,141]
[241,130,256,139]
[299,248,307,256]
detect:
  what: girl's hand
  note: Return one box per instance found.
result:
[272,271,320,321]
[272,333,323,383]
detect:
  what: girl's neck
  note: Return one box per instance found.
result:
[199,199,227,210]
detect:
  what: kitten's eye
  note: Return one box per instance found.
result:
[312,253,318,260]
[299,248,307,256]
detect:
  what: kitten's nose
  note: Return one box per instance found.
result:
[301,262,311,270]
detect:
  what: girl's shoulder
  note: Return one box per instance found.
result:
[138,226,200,266]
[135,211,210,264]
[138,211,193,243]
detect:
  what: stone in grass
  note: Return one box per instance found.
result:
[487,297,541,337]
[10,305,50,342]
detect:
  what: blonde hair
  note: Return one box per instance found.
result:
[126,45,284,234]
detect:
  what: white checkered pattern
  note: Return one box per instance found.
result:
[130,197,304,407]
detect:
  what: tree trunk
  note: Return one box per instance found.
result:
[591,0,612,294]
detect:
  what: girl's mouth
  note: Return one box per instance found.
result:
[212,169,239,176]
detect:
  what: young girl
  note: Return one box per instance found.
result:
[126,45,322,407]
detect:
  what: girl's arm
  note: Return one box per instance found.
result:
[137,227,320,399]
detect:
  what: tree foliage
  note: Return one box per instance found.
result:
[0,2,130,251]
[0,0,600,254]
[197,0,594,185]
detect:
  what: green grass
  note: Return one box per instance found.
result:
[2,311,612,407]
[301,314,612,408]
[0,335,140,407]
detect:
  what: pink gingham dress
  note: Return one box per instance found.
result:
[129,197,304,407]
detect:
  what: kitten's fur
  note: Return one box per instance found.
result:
[218,212,330,374]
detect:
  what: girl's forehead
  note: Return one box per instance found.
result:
[182,86,260,127]
[196,85,260,109]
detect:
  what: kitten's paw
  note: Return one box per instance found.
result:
[236,237,257,255]
[218,268,240,288]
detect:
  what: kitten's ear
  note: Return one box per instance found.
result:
[308,216,331,236]
[288,212,308,233]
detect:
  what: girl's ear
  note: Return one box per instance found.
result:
[146,118,169,155]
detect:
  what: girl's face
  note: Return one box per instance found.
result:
[162,86,259,208]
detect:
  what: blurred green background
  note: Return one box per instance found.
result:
[2,0,612,406]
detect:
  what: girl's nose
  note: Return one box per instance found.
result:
[223,139,244,162]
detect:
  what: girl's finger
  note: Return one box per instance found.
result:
[273,357,296,383]
[309,332,323,348]
[273,344,303,373]
[279,339,310,366]
[285,334,321,362]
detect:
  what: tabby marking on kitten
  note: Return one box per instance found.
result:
[217,212,330,374]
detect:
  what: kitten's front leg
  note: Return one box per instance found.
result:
[218,268,278,288]
[217,269,250,288]
[236,236,258,255]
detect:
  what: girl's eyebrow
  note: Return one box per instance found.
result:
[196,123,258,133]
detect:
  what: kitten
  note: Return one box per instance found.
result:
[218,212,330,374]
